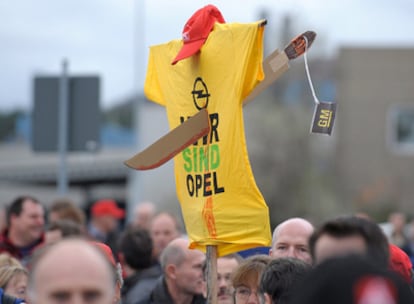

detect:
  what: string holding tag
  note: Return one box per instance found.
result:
[303,36,319,105]
[303,37,337,136]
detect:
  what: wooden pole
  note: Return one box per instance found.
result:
[205,245,218,304]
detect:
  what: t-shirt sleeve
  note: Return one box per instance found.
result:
[235,22,265,101]
[144,46,166,107]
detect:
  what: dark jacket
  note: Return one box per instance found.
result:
[0,229,44,265]
[121,264,161,304]
[137,277,205,304]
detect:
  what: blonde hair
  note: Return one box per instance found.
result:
[0,265,28,289]
[0,253,22,268]
[231,254,272,288]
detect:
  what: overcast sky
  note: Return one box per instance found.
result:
[1,0,413,111]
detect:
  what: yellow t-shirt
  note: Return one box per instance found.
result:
[144,21,271,256]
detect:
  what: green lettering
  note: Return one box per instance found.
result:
[193,147,198,172]
[182,148,192,172]
[210,144,220,170]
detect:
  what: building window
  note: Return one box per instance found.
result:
[388,105,414,154]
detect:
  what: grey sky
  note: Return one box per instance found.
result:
[1,0,413,111]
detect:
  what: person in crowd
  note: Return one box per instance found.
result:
[0,196,45,265]
[150,212,181,263]
[0,254,26,302]
[118,227,160,304]
[139,237,205,304]
[259,257,310,304]
[0,253,27,302]
[309,215,390,268]
[231,255,272,304]
[216,253,243,304]
[131,202,156,231]
[44,219,83,244]
[27,238,116,304]
[87,198,125,254]
[290,254,414,304]
[269,217,314,264]
[47,198,86,227]
[0,265,28,301]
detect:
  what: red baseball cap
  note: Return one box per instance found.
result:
[388,244,413,284]
[91,199,125,219]
[171,4,225,65]
[92,241,116,267]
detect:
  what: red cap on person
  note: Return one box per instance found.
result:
[91,199,125,219]
[388,244,413,284]
[91,241,117,267]
[171,4,225,65]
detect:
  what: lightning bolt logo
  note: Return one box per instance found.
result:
[192,77,210,110]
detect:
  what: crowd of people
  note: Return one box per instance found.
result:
[0,195,413,303]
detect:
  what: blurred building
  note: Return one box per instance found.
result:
[0,96,178,215]
[0,132,132,209]
[336,48,414,215]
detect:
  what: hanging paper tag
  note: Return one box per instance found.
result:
[311,101,336,135]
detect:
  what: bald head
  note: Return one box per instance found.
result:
[132,201,156,230]
[270,218,314,264]
[160,238,192,270]
[169,237,189,249]
[160,238,205,298]
[28,238,115,304]
[151,212,181,260]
